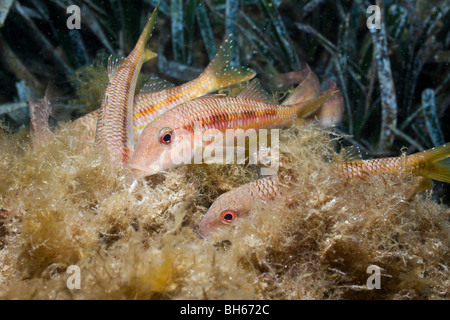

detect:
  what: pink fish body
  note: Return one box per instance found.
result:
[128,80,338,177]
[95,6,159,163]
[198,175,279,238]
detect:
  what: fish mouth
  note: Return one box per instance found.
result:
[127,162,159,178]
[197,220,213,238]
[196,228,207,239]
[197,224,211,238]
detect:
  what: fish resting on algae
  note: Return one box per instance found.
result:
[199,143,450,237]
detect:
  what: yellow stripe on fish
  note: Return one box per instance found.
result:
[132,34,256,141]
[76,35,256,145]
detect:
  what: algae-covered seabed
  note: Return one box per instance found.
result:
[0,124,448,299]
[0,0,449,300]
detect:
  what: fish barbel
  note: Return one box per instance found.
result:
[95,5,159,163]
[128,79,338,177]
[198,143,450,237]
[73,35,255,145]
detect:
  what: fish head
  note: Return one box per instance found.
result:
[198,188,251,238]
[128,117,194,177]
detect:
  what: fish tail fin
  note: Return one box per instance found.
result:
[202,34,256,91]
[281,66,344,128]
[308,81,345,128]
[138,4,159,62]
[282,65,320,105]
[293,89,339,126]
[415,143,450,183]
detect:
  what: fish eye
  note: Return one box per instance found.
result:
[159,127,174,145]
[220,210,237,224]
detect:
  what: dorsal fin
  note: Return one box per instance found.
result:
[200,34,255,90]
[137,75,175,95]
[236,79,272,103]
[341,145,363,162]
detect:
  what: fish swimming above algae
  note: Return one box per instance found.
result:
[73,35,256,145]
[94,5,159,164]
[198,143,450,237]
[128,78,341,177]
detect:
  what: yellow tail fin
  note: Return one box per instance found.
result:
[294,90,339,125]
[305,80,344,128]
[418,143,450,183]
[203,34,256,90]
[282,65,320,105]
[139,4,159,62]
